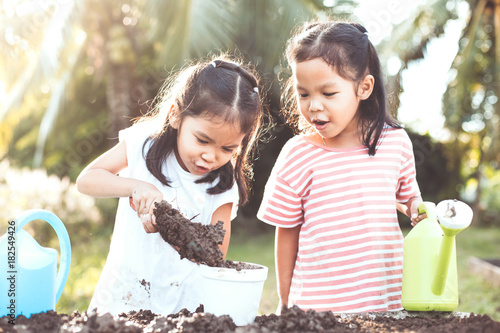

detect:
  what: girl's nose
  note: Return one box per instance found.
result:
[201,151,215,163]
[309,99,324,112]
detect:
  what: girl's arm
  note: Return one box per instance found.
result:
[77,141,133,197]
[397,195,424,226]
[275,224,300,313]
[210,202,233,258]
[76,141,163,227]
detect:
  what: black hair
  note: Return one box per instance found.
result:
[283,20,400,155]
[139,55,264,205]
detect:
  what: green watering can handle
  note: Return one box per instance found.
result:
[15,209,72,303]
[418,202,437,222]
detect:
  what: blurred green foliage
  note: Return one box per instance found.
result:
[0,160,105,237]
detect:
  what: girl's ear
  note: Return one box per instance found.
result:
[358,74,374,100]
[168,104,181,129]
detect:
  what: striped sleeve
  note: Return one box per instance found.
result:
[395,129,421,202]
[258,138,304,227]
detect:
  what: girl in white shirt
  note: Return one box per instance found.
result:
[76,55,265,315]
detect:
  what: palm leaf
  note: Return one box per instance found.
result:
[33,43,83,168]
[0,0,83,122]
[379,0,457,64]
[145,0,236,69]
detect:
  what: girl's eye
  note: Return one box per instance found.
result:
[298,93,308,98]
[196,137,208,144]
[324,92,337,97]
[222,147,234,153]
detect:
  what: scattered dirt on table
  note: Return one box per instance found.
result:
[2,305,499,332]
[153,200,260,270]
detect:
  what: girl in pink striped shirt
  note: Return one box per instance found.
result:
[258,19,425,314]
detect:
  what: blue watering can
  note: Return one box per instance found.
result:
[0,210,71,318]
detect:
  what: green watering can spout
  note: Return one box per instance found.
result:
[431,200,473,295]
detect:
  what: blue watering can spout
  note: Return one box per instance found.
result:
[0,210,71,318]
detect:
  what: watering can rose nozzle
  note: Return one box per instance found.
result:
[436,200,473,234]
[443,202,456,218]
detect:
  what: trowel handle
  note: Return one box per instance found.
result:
[15,209,72,303]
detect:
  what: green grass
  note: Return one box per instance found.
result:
[454,227,500,319]
[57,225,500,321]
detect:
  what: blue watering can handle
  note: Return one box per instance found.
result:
[15,209,72,303]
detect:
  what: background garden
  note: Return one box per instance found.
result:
[1,0,499,321]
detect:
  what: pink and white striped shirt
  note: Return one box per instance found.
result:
[258,126,420,313]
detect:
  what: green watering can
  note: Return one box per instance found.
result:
[402,200,473,311]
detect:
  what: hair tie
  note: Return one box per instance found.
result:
[210,61,217,68]
[253,87,258,94]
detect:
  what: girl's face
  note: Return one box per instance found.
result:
[292,58,373,147]
[174,115,245,175]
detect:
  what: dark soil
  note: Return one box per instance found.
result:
[2,305,500,332]
[154,200,225,267]
[153,200,259,270]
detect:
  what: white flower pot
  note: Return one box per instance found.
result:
[199,262,268,326]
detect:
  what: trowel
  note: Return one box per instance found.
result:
[401,199,473,311]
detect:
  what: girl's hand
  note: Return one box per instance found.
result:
[141,213,157,234]
[409,197,426,226]
[130,182,162,233]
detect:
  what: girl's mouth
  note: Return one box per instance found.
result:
[312,119,329,130]
[195,164,210,174]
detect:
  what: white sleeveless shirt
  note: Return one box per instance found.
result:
[89,121,239,315]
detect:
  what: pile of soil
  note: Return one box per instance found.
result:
[2,305,499,332]
[153,200,259,270]
[153,200,225,267]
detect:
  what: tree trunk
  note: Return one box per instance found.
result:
[106,63,136,141]
[493,0,500,162]
[471,148,484,226]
